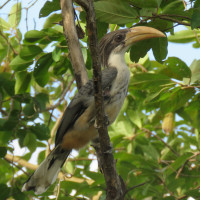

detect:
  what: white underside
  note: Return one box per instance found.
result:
[106,49,130,122]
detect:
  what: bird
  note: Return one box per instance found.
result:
[22,26,165,195]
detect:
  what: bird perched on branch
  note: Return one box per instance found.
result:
[22,26,165,195]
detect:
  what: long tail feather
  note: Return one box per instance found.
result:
[22,146,70,195]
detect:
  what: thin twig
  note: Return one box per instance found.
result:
[46,78,74,111]
[182,0,187,10]
[124,182,147,197]
[4,157,29,176]
[0,0,11,9]
[176,152,200,179]
[56,179,61,200]
[27,0,39,9]
[152,14,191,26]
[134,13,194,29]
[177,186,200,200]
[193,30,200,44]
[25,8,28,31]
[0,31,18,55]
[142,128,179,157]
[159,14,190,20]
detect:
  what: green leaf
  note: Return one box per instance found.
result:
[10,56,33,71]
[168,30,200,43]
[186,189,200,198]
[148,19,173,33]
[0,184,10,199]
[165,152,193,176]
[15,71,32,94]
[23,132,37,152]
[129,0,162,8]
[139,7,157,16]
[29,124,50,140]
[130,39,152,62]
[52,46,62,62]
[163,197,176,200]
[189,59,200,83]
[3,109,20,131]
[194,0,200,8]
[129,73,171,90]
[160,87,195,113]
[23,103,35,117]
[97,21,109,40]
[0,131,12,145]
[152,36,168,62]
[53,57,71,76]
[33,53,53,87]
[161,57,191,80]
[8,2,21,27]
[127,110,142,128]
[34,93,49,111]
[38,150,45,164]
[94,1,138,24]
[141,144,159,160]
[162,0,184,14]
[39,0,60,18]
[145,86,171,102]
[19,45,43,60]
[0,73,15,96]
[43,13,62,29]
[0,17,10,30]
[191,7,200,29]
[0,147,7,158]
[24,30,46,43]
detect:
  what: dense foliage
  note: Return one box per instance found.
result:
[0,0,200,199]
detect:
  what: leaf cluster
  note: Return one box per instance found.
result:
[0,0,200,199]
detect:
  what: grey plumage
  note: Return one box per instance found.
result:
[55,67,118,146]
[22,30,125,194]
[22,26,165,195]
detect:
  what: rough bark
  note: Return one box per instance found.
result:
[60,0,88,89]
[76,0,124,199]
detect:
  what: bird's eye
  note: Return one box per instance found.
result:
[115,34,123,42]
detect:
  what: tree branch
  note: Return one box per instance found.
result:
[0,0,11,9]
[45,78,74,111]
[60,0,88,89]
[77,0,124,199]
[0,30,18,55]
[134,14,197,30]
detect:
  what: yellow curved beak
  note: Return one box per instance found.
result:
[125,26,166,46]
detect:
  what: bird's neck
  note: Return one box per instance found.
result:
[108,51,129,73]
[108,51,130,92]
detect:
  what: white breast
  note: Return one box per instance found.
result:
[105,51,130,123]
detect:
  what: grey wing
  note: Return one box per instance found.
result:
[55,67,117,146]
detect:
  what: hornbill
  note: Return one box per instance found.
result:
[22,26,165,194]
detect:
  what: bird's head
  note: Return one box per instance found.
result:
[99,26,165,67]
